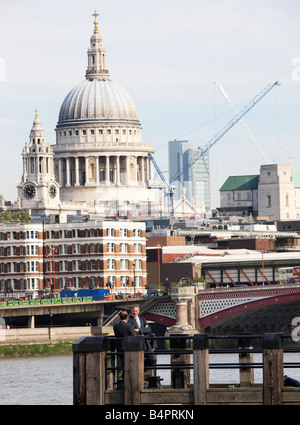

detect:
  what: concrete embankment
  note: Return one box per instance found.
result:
[0,325,113,358]
[0,326,110,345]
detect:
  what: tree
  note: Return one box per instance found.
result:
[12,211,32,223]
[0,211,13,222]
[0,210,31,223]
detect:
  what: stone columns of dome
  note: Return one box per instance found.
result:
[116,156,120,186]
[84,157,89,186]
[85,156,99,186]
[105,155,110,184]
[148,156,152,181]
[140,157,145,184]
[95,156,99,185]
[145,156,148,182]
[134,156,138,184]
[75,157,79,186]
[125,156,130,185]
[145,156,149,182]
[66,158,70,187]
[58,159,63,186]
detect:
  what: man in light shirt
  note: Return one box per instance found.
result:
[128,304,150,335]
[128,304,157,366]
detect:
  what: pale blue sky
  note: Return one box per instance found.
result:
[1,0,300,208]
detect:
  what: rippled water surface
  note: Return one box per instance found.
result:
[0,356,73,405]
[0,353,299,404]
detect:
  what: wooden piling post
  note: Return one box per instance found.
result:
[124,335,144,405]
[262,333,283,405]
[193,334,209,405]
[170,334,191,389]
[238,333,254,387]
[106,352,115,390]
[72,336,108,405]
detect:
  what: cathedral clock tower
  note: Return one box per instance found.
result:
[17,109,60,214]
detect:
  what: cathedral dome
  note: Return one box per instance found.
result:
[57,78,139,127]
[56,12,140,129]
[51,12,155,218]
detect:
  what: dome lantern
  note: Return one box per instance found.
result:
[56,11,140,128]
[85,10,109,81]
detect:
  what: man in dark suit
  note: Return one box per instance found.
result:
[128,304,157,366]
[113,310,136,354]
[113,310,136,382]
[128,304,151,335]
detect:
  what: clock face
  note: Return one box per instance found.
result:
[23,184,36,200]
[49,184,57,199]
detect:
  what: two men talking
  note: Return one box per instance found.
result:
[113,304,157,367]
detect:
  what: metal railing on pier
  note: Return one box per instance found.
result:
[73,333,300,406]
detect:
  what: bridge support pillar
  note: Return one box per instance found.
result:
[28,315,35,329]
[168,287,196,333]
[96,305,104,327]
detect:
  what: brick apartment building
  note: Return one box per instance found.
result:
[0,220,147,299]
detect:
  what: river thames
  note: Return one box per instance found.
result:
[0,353,299,405]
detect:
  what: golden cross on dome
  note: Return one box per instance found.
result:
[35,108,39,119]
[92,10,99,34]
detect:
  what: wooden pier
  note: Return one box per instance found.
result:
[72,333,300,405]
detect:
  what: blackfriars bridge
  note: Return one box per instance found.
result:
[1,284,300,334]
[143,283,300,334]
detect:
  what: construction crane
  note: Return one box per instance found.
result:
[215,82,271,164]
[148,152,176,217]
[148,81,280,219]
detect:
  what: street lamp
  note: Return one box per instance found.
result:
[164,277,170,295]
[49,312,53,327]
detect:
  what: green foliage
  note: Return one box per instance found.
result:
[170,277,210,288]
[0,342,73,358]
[0,210,31,223]
[182,277,206,286]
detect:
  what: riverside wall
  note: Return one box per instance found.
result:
[0,326,105,345]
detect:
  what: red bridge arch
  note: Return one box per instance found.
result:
[198,284,300,331]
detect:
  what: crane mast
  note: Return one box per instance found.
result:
[148,81,280,219]
[216,83,271,164]
[148,152,176,218]
[172,81,279,182]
